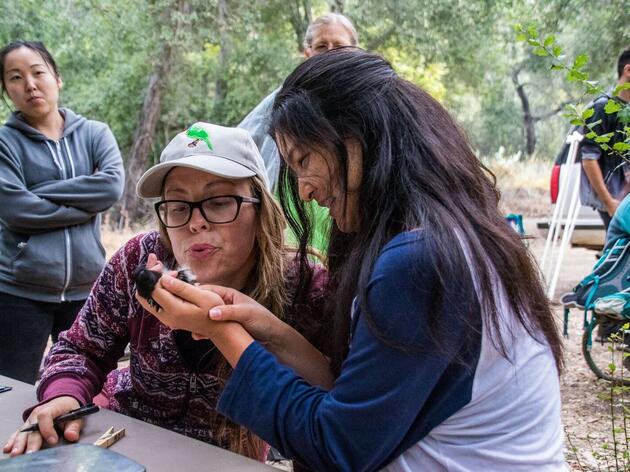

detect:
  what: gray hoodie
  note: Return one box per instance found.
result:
[0,108,124,302]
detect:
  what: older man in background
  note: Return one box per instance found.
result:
[239,13,359,190]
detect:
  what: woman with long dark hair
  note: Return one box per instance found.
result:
[140,49,565,471]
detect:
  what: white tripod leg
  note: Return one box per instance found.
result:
[541,131,582,276]
[546,131,584,298]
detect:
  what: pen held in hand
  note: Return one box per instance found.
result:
[20,404,100,433]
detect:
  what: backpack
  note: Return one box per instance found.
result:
[593,290,630,319]
[505,213,525,237]
[562,237,630,310]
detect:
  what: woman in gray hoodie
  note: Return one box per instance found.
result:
[0,41,124,384]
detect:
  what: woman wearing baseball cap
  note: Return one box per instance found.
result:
[5,122,333,462]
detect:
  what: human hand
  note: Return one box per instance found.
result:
[201,286,334,388]
[136,273,225,335]
[3,396,81,456]
[192,285,282,347]
[606,198,621,217]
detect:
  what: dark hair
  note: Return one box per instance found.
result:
[618,48,630,78]
[271,48,563,374]
[0,40,60,99]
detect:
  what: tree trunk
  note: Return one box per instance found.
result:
[214,0,229,120]
[288,0,312,52]
[118,0,188,227]
[327,0,344,13]
[511,65,536,156]
[511,65,573,158]
[119,48,174,227]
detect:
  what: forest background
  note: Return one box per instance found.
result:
[1,0,628,225]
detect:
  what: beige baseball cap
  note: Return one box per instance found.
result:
[136,122,270,198]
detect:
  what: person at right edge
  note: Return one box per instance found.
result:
[580,48,630,230]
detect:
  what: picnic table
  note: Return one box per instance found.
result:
[0,375,273,471]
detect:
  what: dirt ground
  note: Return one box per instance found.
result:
[492,168,621,468]
[525,218,621,471]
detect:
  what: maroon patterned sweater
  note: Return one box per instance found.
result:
[33,231,331,449]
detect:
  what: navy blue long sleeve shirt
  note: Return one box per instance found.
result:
[218,231,564,471]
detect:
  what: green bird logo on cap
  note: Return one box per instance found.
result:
[186,125,214,150]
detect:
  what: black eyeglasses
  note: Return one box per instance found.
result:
[154,195,260,228]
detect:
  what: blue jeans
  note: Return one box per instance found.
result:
[0,292,85,384]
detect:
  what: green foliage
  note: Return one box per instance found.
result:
[380,47,447,101]
[0,0,627,165]
[516,22,629,163]
[565,321,630,469]
[0,0,304,162]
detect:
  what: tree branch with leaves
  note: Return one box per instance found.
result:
[515,23,630,160]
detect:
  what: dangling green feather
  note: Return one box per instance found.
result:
[186,125,213,150]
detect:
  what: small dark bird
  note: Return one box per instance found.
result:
[133,264,196,311]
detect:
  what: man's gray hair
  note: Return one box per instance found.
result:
[303,13,359,50]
